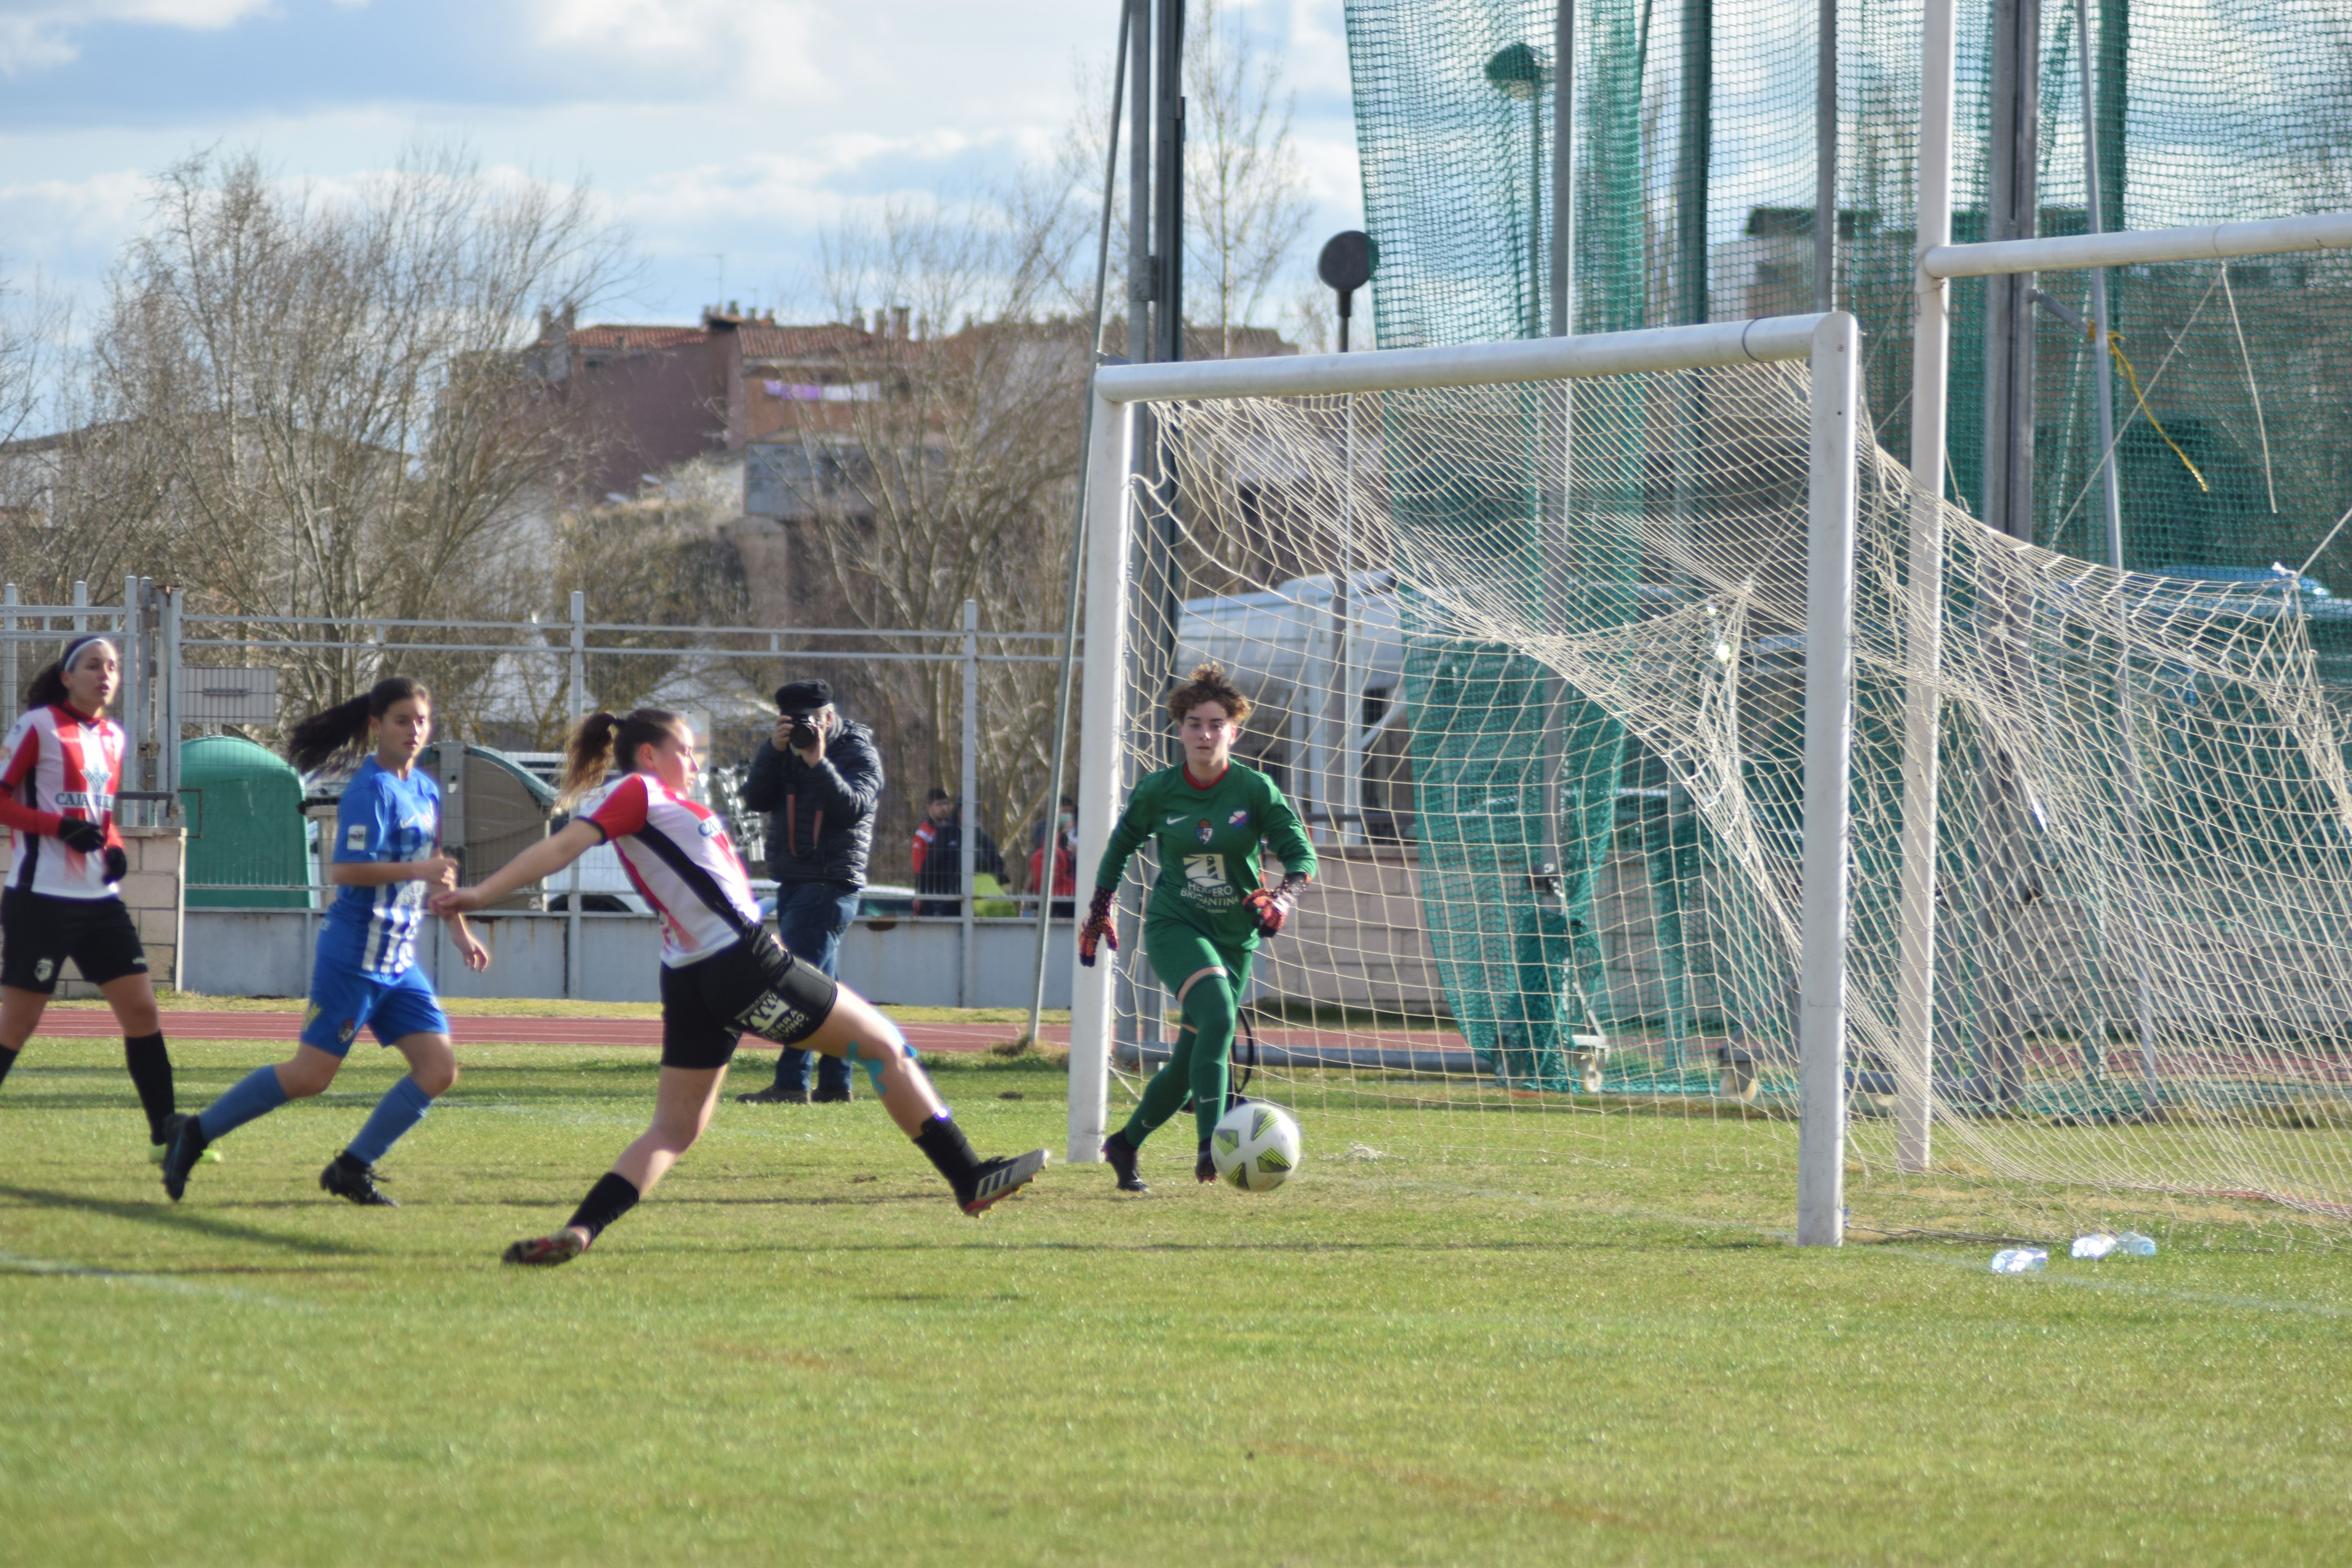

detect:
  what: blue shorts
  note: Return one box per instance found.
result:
[300,955,448,1056]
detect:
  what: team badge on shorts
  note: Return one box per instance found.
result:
[735,991,812,1044]
[339,1020,358,1044]
[1197,820,1214,844]
[34,957,54,984]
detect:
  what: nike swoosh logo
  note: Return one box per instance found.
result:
[1165,813,1189,825]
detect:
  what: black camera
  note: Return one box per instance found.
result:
[786,717,820,750]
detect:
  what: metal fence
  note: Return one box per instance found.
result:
[4,582,1079,1005]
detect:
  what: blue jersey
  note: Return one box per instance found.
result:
[319,757,442,979]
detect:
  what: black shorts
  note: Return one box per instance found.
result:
[0,887,149,994]
[658,930,840,1070]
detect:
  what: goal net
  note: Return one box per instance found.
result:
[1071,320,2352,1244]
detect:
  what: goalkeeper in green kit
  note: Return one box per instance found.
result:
[1081,664,1315,1191]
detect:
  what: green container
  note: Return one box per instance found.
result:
[181,736,309,908]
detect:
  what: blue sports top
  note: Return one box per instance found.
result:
[320,756,442,978]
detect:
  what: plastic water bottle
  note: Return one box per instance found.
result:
[1989,1247,2047,1274]
[2071,1232,2120,1259]
[2118,1232,2157,1256]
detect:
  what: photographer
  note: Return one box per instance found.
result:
[735,680,883,1106]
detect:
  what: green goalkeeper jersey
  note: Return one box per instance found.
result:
[1094,761,1317,950]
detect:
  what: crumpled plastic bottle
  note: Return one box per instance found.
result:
[2118,1231,2157,1256]
[1989,1247,2048,1274]
[2072,1232,2120,1259]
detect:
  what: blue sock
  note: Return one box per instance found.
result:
[199,1065,290,1141]
[345,1077,434,1166]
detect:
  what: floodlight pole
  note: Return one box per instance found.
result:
[1813,0,1836,311]
[1893,0,1956,1174]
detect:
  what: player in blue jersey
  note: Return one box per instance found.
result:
[163,677,488,1205]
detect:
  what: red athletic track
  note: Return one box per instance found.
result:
[27,1010,1480,1056]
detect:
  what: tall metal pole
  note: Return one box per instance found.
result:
[1813,0,1837,310]
[2074,0,2161,1094]
[1026,0,1132,1051]
[1895,0,1957,1173]
[1676,0,1712,325]
[1127,0,1152,369]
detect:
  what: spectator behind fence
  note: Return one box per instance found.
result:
[735,680,882,1107]
[912,788,1004,918]
[1028,795,1077,919]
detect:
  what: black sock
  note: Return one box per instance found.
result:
[913,1112,982,1190]
[564,1172,641,1241]
[0,1044,18,1090]
[124,1033,176,1143]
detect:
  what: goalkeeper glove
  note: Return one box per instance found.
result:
[104,845,129,884]
[1078,886,1120,967]
[56,817,105,854]
[1245,872,1311,937]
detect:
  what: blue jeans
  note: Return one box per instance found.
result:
[769,880,862,1093]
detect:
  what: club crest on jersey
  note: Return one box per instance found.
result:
[1196,819,1214,844]
[1228,809,1249,827]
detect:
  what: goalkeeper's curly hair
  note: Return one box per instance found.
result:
[1167,663,1252,726]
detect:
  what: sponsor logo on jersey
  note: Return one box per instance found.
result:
[54,790,112,812]
[1196,819,1214,844]
[1228,809,1249,827]
[1183,853,1226,890]
[346,824,368,850]
[697,817,720,838]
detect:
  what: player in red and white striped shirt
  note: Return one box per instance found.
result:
[434,707,1047,1265]
[0,634,191,1159]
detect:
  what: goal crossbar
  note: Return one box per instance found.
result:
[1067,312,1864,1246]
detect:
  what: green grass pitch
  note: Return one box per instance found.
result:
[5,1035,2352,1564]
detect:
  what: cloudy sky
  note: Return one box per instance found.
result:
[0,0,1365,332]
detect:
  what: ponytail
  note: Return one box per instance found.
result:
[287,675,431,773]
[24,634,117,711]
[23,662,68,710]
[559,708,682,807]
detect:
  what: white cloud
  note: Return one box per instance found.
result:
[0,0,276,76]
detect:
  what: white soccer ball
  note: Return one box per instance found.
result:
[1210,1100,1301,1192]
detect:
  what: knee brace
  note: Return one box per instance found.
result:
[842,1014,915,1095]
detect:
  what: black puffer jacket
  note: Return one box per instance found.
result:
[741,720,883,887]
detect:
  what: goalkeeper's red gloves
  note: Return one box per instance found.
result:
[1078,886,1120,967]
[1245,872,1312,937]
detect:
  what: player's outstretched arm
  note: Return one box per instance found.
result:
[434,818,603,915]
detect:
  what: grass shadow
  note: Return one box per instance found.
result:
[0,1182,380,1257]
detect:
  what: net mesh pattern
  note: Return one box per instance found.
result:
[1107,362,2352,1237]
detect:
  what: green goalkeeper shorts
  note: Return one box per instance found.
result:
[1144,918,1254,1005]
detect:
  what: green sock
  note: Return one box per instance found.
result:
[1183,978,1237,1145]
[1123,1027,1194,1146]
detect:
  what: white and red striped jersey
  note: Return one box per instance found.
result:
[0,704,127,899]
[584,772,758,967]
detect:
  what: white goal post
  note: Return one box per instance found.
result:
[1902,0,2352,1177]
[1065,311,1864,1247]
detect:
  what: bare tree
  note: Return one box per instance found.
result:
[1184,0,1314,357]
[1060,0,1314,355]
[82,146,633,724]
[764,196,1090,885]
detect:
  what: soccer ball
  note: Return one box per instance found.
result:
[1210,1100,1301,1192]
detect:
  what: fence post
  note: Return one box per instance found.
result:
[960,599,980,1009]
[160,588,182,821]
[3,583,18,732]
[72,580,87,632]
[566,589,586,1000]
